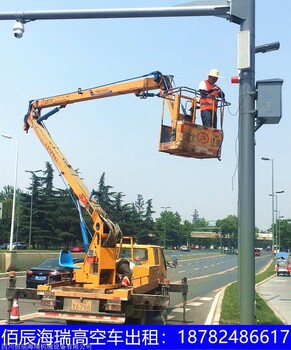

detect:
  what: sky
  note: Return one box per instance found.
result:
[0,0,290,232]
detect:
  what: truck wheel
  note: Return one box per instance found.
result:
[66,320,88,325]
[126,310,147,325]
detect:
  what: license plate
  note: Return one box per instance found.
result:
[35,276,46,281]
[71,299,92,312]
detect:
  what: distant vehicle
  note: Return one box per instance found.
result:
[274,252,291,277]
[180,245,190,252]
[70,246,86,253]
[255,248,261,256]
[7,242,27,250]
[0,243,9,250]
[26,257,83,288]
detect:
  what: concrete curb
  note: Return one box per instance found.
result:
[205,288,223,325]
[211,274,285,325]
[210,283,232,325]
[256,274,286,324]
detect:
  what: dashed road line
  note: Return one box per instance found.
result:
[200,297,213,301]
[171,307,191,313]
[172,266,237,284]
[188,302,203,307]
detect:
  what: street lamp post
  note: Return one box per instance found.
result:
[278,215,284,251]
[275,191,284,252]
[269,190,284,253]
[1,134,19,251]
[262,157,274,252]
[25,169,42,249]
[161,206,170,249]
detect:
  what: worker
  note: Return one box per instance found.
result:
[116,259,132,287]
[199,69,225,128]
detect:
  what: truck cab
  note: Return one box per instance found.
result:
[117,241,168,291]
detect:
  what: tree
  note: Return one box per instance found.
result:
[181,220,193,246]
[53,189,80,248]
[19,172,43,247]
[97,172,115,214]
[135,195,145,216]
[141,199,156,244]
[192,209,199,224]
[155,210,182,248]
[0,185,14,200]
[0,188,13,243]
[277,219,291,251]
[217,215,238,249]
[42,162,54,196]
[0,187,25,244]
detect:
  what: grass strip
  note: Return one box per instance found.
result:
[219,261,283,324]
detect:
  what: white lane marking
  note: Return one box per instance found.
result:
[172,266,237,284]
[200,297,213,301]
[188,302,203,307]
[171,307,191,313]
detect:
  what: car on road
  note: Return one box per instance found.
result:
[0,243,9,249]
[180,245,190,252]
[26,257,83,288]
[275,252,291,277]
[70,246,86,253]
[7,242,27,250]
[255,248,261,256]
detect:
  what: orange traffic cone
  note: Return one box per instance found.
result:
[10,298,20,323]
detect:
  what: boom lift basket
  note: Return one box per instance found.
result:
[159,122,223,159]
[158,88,225,159]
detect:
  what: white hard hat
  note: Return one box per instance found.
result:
[207,69,221,78]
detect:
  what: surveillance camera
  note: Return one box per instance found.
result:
[13,21,25,39]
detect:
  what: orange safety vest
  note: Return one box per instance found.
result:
[200,80,219,112]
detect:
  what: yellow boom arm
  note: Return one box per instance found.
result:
[23,71,174,288]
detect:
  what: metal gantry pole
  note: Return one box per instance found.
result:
[238,0,256,324]
[0,5,231,22]
[0,0,259,324]
[271,160,275,253]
